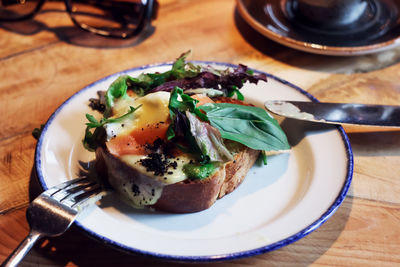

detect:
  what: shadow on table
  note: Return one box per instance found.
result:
[0,12,154,49]
[347,131,400,157]
[233,9,400,74]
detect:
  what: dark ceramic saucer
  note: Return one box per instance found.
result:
[237,0,400,56]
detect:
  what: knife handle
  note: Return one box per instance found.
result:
[343,125,400,133]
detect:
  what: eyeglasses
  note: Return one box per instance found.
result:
[0,0,157,38]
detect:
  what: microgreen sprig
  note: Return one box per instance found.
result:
[83,105,141,151]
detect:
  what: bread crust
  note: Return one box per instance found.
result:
[96,145,260,213]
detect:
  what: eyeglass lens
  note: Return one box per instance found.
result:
[0,0,42,20]
[69,0,147,37]
[0,0,151,38]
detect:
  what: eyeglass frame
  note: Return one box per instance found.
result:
[0,0,157,39]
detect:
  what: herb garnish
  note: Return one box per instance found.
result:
[104,51,199,116]
[83,105,141,151]
[199,103,290,151]
[166,87,289,163]
[83,52,287,169]
[100,51,267,118]
[166,87,212,162]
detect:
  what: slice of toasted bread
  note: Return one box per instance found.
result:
[94,96,263,213]
[95,144,260,213]
[153,146,260,213]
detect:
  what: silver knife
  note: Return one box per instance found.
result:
[264,100,400,128]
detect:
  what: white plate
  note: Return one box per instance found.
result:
[35,62,353,261]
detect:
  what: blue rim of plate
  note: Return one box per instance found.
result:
[35,61,353,262]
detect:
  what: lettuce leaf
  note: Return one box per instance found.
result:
[186,111,233,162]
[149,64,267,96]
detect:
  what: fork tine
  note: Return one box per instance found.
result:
[43,177,105,211]
[55,177,89,189]
[70,185,106,211]
[50,181,97,202]
[53,182,97,202]
[44,177,90,196]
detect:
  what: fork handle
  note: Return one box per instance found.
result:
[1,231,41,267]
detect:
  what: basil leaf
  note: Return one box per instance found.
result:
[199,103,290,151]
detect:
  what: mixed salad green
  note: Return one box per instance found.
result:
[84,52,290,179]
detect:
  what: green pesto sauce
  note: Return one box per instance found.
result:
[182,162,219,180]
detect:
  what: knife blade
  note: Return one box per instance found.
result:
[264,100,400,128]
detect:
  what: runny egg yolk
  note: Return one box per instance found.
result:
[105,91,171,156]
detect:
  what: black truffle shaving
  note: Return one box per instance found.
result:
[140,153,169,176]
[145,137,165,151]
[132,184,141,196]
[140,138,180,177]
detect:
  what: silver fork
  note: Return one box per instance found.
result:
[1,177,105,267]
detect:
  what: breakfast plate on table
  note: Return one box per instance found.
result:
[35,62,353,261]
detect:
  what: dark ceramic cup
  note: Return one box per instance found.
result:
[289,0,374,30]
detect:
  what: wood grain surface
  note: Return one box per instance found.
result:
[1,0,400,266]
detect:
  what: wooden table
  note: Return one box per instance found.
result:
[1,0,400,266]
